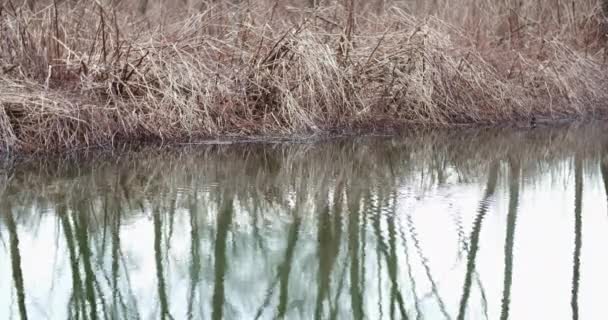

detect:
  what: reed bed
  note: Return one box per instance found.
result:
[1,0,607,153]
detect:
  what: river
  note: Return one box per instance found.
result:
[1,124,607,319]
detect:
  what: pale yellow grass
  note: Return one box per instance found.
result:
[1,0,607,153]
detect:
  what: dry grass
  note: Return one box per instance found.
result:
[1,0,608,153]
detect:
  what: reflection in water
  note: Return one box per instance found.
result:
[188,192,202,319]
[76,202,100,320]
[601,157,608,208]
[1,125,608,319]
[212,195,233,320]
[154,207,171,320]
[4,202,28,320]
[349,189,365,320]
[572,156,583,320]
[500,159,520,320]
[58,205,84,319]
[457,161,499,320]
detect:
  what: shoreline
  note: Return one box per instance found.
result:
[0,117,598,164]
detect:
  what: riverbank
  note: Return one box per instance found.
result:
[1,0,607,153]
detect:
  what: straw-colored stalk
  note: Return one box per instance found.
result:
[0,0,607,153]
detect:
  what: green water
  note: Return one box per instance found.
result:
[1,125,608,319]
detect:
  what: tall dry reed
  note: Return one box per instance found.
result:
[1,0,607,153]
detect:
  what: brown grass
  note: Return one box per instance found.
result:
[1,0,607,153]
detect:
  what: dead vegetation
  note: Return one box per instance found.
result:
[1,0,607,153]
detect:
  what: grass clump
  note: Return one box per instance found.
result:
[1,0,608,153]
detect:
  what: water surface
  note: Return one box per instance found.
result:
[1,125,608,319]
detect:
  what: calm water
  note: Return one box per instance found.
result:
[1,125,608,319]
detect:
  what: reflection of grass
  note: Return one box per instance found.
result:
[256,184,305,319]
[2,125,606,221]
[4,202,28,320]
[571,156,583,320]
[457,161,499,320]
[59,208,86,319]
[1,125,607,319]
[448,199,489,319]
[500,159,520,320]
[601,156,608,212]
[407,212,451,320]
[384,193,407,319]
[277,214,302,318]
[314,201,332,319]
[74,202,100,320]
[187,193,202,319]
[347,189,364,320]
[153,207,172,320]
[108,197,129,319]
[314,184,342,320]
[57,194,139,319]
[212,194,234,320]
[328,251,349,320]
[397,211,422,320]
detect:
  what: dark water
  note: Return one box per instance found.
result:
[1,125,608,319]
